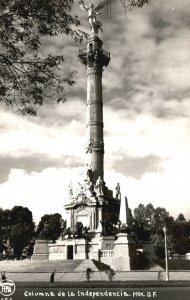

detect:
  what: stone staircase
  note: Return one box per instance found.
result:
[75,259,112,272]
[0,259,111,273]
[0,259,114,282]
[92,259,112,271]
[0,259,81,272]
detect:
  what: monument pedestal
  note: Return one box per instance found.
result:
[99,236,115,250]
[31,239,51,260]
[114,233,136,271]
[49,239,88,260]
[98,236,115,266]
[49,241,67,260]
[74,239,88,260]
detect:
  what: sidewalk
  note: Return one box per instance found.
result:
[4,270,190,282]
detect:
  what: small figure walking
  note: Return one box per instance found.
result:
[50,269,56,283]
[1,271,7,281]
[85,268,94,282]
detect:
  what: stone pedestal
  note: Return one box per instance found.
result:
[75,239,87,260]
[49,239,88,260]
[31,240,51,260]
[49,241,67,260]
[99,236,115,265]
[99,236,115,250]
[88,232,101,260]
[114,233,136,271]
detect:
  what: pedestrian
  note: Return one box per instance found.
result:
[1,271,7,281]
[50,269,56,283]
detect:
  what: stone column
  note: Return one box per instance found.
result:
[79,36,110,184]
[86,36,104,184]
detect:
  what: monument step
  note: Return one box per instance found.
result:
[92,259,112,271]
[0,259,82,272]
[0,259,112,273]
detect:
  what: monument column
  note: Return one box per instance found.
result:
[87,36,110,184]
[80,36,110,184]
[79,1,110,184]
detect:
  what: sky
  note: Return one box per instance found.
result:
[0,0,190,224]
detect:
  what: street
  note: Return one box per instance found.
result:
[11,286,190,300]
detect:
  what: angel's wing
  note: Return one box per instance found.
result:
[94,0,107,13]
[79,1,88,11]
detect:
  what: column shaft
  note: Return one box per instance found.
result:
[87,67,104,183]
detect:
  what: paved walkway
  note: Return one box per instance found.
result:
[1,260,190,282]
[3,271,190,282]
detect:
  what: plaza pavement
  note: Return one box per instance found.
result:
[1,259,190,283]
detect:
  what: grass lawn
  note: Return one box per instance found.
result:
[154,259,190,270]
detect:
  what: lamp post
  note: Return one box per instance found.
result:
[163,225,169,281]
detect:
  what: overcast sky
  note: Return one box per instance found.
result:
[0,0,190,224]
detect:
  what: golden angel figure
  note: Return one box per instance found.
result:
[79,1,105,35]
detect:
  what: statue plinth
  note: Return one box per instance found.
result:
[114,233,136,271]
[31,239,52,261]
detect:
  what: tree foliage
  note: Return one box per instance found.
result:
[9,223,34,259]
[0,202,189,260]
[0,0,82,116]
[36,213,64,242]
[119,0,149,8]
[133,204,190,257]
[106,0,149,18]
[172,215,190,255]
[0,206,35,259]
[0,208,10,251]
[0,0,151,116]
[9,205,33,225]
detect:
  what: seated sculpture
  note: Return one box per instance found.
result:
[62,222,90,240]
[100,220,114,236]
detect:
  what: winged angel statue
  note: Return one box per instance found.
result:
[79,1,106,35]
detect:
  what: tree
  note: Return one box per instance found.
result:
[9,223,34,259]
[36,213,63,242]
[0,0,82,116]
[171,217,190,255]
[104,0,150,18]
[133,203,175,256]
[133,203,153,241]
[0,208,10,225]
[0,208,10,254]
[113,0,149,9]
[0,208,10,234]
[8,206,35,259]
[133,203,190,257]
[176,213,186,224]
[9,206,33,226]
[0,0,150,116]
